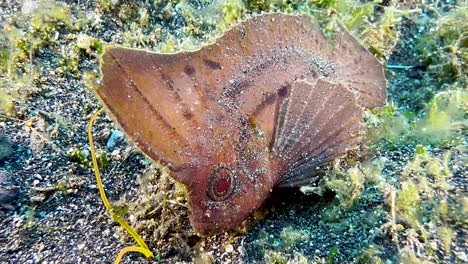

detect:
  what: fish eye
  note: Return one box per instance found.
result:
[207,167,235,201]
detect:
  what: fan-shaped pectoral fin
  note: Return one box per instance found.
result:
[271,79,364,188]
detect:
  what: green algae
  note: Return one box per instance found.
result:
[279,226,310,250]
[302,157,386,220]
[326,247,339,264]
[389,3,467,112]
[0,89,16,116]
[436,226,454,255]
[355,245,384,264]
[270,58,464,262]
[0,27,22,116]
[122,163,192,259]
[335,0,380,31]
[315,0,410,59]
[396,180,422,231]
[70,148,109,169]
[8,0,74,74]
[0,30,9,73]
[417,4,467,84]
[399,247,430,264]
[30,0,72,31]
[223,0,245,26]
[379,144,466,263]
[70,149,89,167]
[365,87,466,152]
[320,165,366,210]
[265,250,288,264]
[0,0,91,117]
[265,250,310,264]
[415,90,467,146]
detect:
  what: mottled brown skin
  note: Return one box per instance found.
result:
[96,13,386,234]
[181,126,283,233]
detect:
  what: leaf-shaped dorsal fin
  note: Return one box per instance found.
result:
[96,13,386,186]
[97,47,231,179]
[273,79,364,188]
[96,47,195,170]
[331,24,387,109]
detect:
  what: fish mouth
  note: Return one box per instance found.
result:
[191,214,232,235]
[190,207,248,235]
[191,219,222,235]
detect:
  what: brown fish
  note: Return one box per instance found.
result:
[95,13,386,234]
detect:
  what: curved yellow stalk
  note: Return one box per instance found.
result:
[113,246,154,264]
[87,108,154,262]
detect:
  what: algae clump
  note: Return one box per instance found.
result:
[414,90,467,145]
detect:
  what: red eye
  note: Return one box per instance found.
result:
[208,167,235,201]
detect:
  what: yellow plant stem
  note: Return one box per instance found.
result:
[114,246,154,264]
[87,108,154,263]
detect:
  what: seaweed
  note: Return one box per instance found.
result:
[364,87,466,151]
[315,0,411,59]
[414,89,467,146]
[355,245,384,264]
[387,3,467,112]
[0,89,16,116]
[223,0,245,26]
[416,4,467,85]
[124,163,193,261]
[395,180,422,231]
[380,144,464,262]
[87,109,154,264]
[70,148,109,168]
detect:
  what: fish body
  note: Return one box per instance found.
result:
[181,121,283,233]
[95,13,386,234]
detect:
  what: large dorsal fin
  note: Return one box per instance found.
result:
[97,47,242,181]
[272,80,364,188]
[96,13,386,185]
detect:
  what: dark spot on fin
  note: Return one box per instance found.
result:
[161,72,175,89]
[184,65,196,75]
[204,59,222,70]
[183,111,193,120]
[278,83,290,97]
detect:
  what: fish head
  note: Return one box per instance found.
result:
[173,136,280,235]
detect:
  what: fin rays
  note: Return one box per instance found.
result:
[277,81,345,158]
[283,109,362,173]
[272,79,364,187]
[279,114,362,185]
